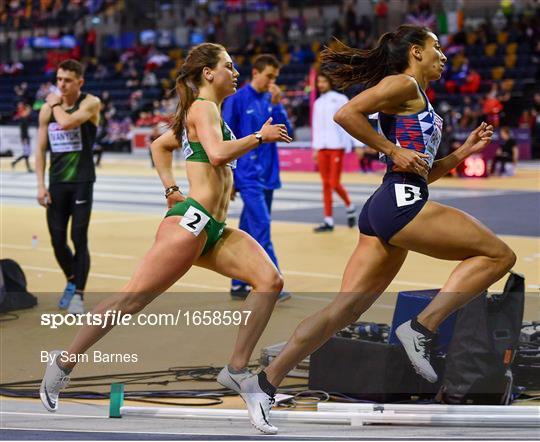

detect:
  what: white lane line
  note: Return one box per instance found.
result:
[0,425,361,439]
[2,244,136,260]
[21,265,225,291]
[92,216,159,225]
[0,411,105,419]
[284,270,441,288]
[19,265,539,298]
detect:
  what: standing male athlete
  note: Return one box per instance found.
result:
[35,59,100,314]
[222,54,293,301]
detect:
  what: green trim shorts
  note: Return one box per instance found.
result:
[165,197,226,255]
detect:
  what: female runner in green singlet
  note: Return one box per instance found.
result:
[39,43,292,412]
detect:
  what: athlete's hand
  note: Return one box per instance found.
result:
[259,117,292,143]
[37,187,51,207]
[462,122,494,155]
[390,146,430,175]
[312,149,318,162]
[45,93,62,108]
[166,191,185,209]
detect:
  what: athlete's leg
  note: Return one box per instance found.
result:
[317,150,333,218]
[70,183,93,292]
[329,150,351,206]
[47,184,75,281]
[61,216,206,371]
[265,234,408,386]
[231,189,251,289]
[196,228,283,369]
[390,201,516,332]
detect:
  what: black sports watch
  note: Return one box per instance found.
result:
[254,131,263,145]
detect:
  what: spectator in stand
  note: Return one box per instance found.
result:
[126,68,141,89]
[344,0,358,46]
[145,49,170,70]
[129,89,144,121]
[1,60,24,75]
[518,109,535,130]
[33,82,54,110]
[245,36,262,58]
[100,90,111,108]
[490,126,518,176]
[374,0,389,35]
[406,0,436,28]
[135,111,155,127]
[93,63,109,81]
[84,28,97,58]
[14,81,30,103]
[142,69,158,88]
[262,32,280,58]
[460,69,481,94]
[482,86,504,127]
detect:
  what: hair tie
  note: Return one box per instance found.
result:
[350,54,361,65]
[178,69,188,80]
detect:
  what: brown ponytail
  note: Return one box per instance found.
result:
[321,25,431,90]
[171,42,226,141]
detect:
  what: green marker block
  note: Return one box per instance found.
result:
[109,383,124,418]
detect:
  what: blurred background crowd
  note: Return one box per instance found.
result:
[1,0,539,160]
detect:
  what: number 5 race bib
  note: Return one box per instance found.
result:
[179,205,210,236]
[394,184,422,207]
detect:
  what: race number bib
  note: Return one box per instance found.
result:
[394,184,422,207]
[179,205,210,236]
[48,123,83,153]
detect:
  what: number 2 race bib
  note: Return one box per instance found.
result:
[179,205,210,236]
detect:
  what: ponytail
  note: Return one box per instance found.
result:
[172,71,195,141]
[321,25,431,90]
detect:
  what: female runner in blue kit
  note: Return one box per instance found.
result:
[239,25,517,435]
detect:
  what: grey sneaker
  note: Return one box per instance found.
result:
[67,294,84,315]
[216,365,251,394]
[396,319,438,383]
[39,350,70,412]
[239,374,277,434]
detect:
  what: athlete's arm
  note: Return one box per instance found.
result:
[35,105,51,207]
[334,75,429,175]
[428,122,493,183]
[151,129,179,189]
[47,95,101,130]
[192,100,291,167]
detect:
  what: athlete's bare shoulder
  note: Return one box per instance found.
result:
[377,74,418,99]
[38,103,52,126]
[81,93,101,110]
[189,98,220,125]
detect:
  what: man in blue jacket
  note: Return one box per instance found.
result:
[223,54,293,301]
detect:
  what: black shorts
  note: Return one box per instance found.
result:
[358,172,428,243]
